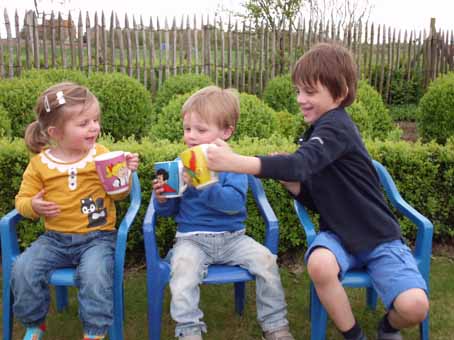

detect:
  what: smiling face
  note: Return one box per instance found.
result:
[183,111,233,147]
[295,81,345,125]
[50,101,101,159]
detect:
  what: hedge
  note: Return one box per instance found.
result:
[417,72,454,144]
[0,69,153,141]
[1,136,453,262]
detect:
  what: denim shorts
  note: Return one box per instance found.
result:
[304,231,428,309]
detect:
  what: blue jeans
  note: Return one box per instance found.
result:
[169,230,289,337]
[11,230,116,335]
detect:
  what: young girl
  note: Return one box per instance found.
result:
[12,82,139,340]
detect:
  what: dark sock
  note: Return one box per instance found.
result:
[381,313,400,333]
[342,321,363,339]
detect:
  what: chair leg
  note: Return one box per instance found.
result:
[55,286,69,312]
[2,281,13,340]
[310,283,328,340]
[420,314,429,340]
[234,282,246,315]
[366,287,378,310]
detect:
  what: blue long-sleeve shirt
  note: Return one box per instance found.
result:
[153,172,248,233]
[258,107,401,253]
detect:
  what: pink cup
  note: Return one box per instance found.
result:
[94,151,130,195]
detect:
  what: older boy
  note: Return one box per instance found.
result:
[152,86,294,340]
[206,44,429,340]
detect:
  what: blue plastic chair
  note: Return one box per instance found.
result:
[293,160,433,340]
[1,172,141,340]
[142,175,279,340]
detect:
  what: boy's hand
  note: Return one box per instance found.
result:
[31,189,60,217]
[126,152,139,171]
[182,170,193,187]
[152,178,168,204]
[206,139,236,172]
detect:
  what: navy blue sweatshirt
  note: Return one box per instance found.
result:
[258,107,401,253]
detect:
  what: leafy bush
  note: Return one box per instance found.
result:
[3,136,454,255]
[347,101,371,137]
[355,80,399,140]
[417,72,454,144]
[86,72,153,140]
[149,92,279,142]
[235,93,278,140]
[275,110,306,140]
[0,76,51,137]
[263,75,300,115]
[20,68,89,85]
[153,73,213,114]
[0,104,12,137]
[388,104,418,121]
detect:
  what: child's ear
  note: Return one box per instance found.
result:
[222,126,234,140]
[47,126,61,140]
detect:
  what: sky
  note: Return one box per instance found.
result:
[1,0,453,33]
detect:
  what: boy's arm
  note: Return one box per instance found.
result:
[206,139,261,174]
[152,195,179,216]
[198,173,248,213]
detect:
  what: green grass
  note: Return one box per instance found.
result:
[1,255,453,339]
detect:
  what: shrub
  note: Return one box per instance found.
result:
[274,110,306,140]
[20,68,89,85]
[148,92,191,142]
[388,104,418,121]
[347,101,371,137]
[417,72,454,144]
[87,72,153,140]
[263,75,300,115]
[355,80,399,140]
[235,93,278,140]
[0,76,51,137]
[150,91,279,142]
[153,73,213,114]
[0,104,12,137]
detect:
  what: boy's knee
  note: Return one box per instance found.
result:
[306,248,339,284]
[394,288,429,323]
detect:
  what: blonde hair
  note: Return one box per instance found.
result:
[25,82,100,153]
[181,86,240,135]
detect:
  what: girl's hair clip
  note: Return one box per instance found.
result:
[56,91,66,105]
[44,95,51,112]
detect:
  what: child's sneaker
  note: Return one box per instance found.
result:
[377,317,402,340]
[83,335,105,340]
[262,326,295,340]
[178,335,203,340]
[23,323,46,340]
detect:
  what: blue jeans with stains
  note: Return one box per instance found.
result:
[11,230,116,336]
[169,230,289,338]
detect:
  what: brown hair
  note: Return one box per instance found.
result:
[292,42,357,107]
[24,82,100,153]
[181,86,240,135]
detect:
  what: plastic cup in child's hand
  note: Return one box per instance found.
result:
[94,151,130,195]
[179,144,219,189]
[154,160,186,198]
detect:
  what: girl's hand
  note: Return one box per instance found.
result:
[152,178,168,204]
[126,152,139,171]
[31,190,60,217]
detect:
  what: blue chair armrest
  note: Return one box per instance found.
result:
[0,210,23,274]
[114,172,142,281]
[372,160,433,278]
[293,200,317,246]
[248,175,279,255]
[142,192,162,264]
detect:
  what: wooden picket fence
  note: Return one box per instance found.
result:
[1,9,453,103]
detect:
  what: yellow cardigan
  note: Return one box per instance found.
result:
[15,144,129,234]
